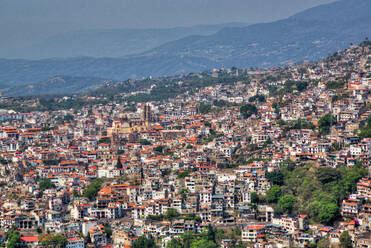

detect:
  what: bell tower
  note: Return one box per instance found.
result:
[142,103,151,126]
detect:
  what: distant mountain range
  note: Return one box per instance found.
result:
[1,0,371,96]
[145,0,371,68]
[2,23,248,59]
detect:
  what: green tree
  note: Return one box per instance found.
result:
[309,200,323,220]
[214,229,226,243]
[63,114,74,122]
[206,226,216,243]
[180,188,190,199]
[39,178,55,191]
[190,239,217,248]
[148,215,164,221]
[226,226,242,247]
[359,116,371,138]
[0,159,9,164]
[309,243,317,248]
[318,114,336,136]
[98,137,110,144]
[266,185,282,203]
[73,189,80,197]
[5,228,20,248]
[165,208,180,221]
[104,225,113,238]
[341,165,367,194]
[116,157,123,169]
[199,103,212,114]
[318,203,339,225]
[133,236,157,248]
[83,179,103,201]
[316,167,341,184]
[250,192,260,204]
[266,170,284,185]
[296,81,309,92]
[140,139,152,145]
[181,232,195,248]
[154,146,164,153]
[327,80,345,90]
[167,238,183,248]
[284,119,314,131]
[249,95,266,103]
[330,142,342,151]
[280,159,296,171]
[204,121,212,127]
[38,234,67,248]
[278,195,297,214]
[339,231,352,248]
[86,233,91,244]
[240,104,258,119]
[177,171,189,179]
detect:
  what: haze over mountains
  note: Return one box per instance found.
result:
[147,0,371,68]
[1,23,248,59]
[0,0,335,52]
[6,76,112,97]
[1,0,370,96]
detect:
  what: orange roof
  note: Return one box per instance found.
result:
[21,236,39,242]
[344,220,355,225]
[153,125,164,130]
[60,160,78,165]
[247,225,265,230]
[99,187,111,196]
[343,201,358,206]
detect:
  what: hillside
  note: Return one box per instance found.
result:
[0,55,218,90]
[0,0,370,91]
[2,76,111,97]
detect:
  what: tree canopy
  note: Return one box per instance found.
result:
[6,228,20,248]
[340,231,352,248]
[83,178,103,201]
[266,185,282,203]
[116,157,123,169]
[318,114,337,135]
[278,195,297,214]
[266,170,284,185]
[250,192,260,204]
[133,236,157,248]
[199,103,212,114]
[38,234,67,248]
[165,208,180,221]
[240,104,257,119]
[359,116,371,138]
[39,178,55,191]
[268,163,366,224]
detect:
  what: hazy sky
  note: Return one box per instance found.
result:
[0,0,337,30]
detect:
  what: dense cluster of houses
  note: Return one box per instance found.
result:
[0,44,370,248]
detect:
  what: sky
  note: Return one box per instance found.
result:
[0,0,337,30]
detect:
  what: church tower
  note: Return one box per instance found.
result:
[142,104,151,126]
